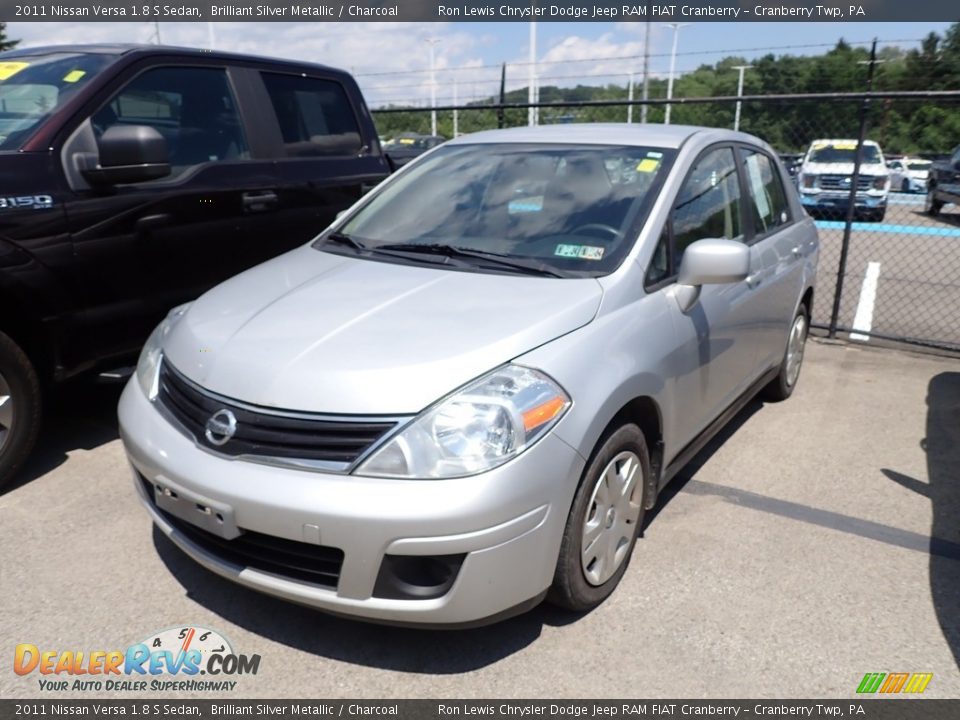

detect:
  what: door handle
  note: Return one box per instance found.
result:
[746,274,762,288]
[242,190,279,213]
[791,246,803,259]
[136,213,173,232]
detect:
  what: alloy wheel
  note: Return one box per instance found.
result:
[0,371,12,454]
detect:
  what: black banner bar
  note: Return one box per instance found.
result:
[1,1,959,23]
[3,700,960,720]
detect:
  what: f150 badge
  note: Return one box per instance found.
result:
[0,195,54,210]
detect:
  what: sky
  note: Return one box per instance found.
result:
[8,21,955,107]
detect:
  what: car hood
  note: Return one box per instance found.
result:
[163,246,603,414]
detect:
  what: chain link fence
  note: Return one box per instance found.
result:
[372,91,960,354]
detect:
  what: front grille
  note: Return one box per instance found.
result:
[141,475,344,589]
[818,174,873,191]
[157,361,398,466]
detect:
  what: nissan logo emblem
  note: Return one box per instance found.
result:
[204,409,237,446]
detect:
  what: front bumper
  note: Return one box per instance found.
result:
[118,379,586,626]
[800,191,887,211]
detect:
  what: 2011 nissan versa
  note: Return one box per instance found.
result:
[119,124,819,626]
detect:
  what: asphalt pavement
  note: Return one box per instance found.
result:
[2,339,958,699]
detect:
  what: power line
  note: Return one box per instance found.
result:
[353,37,926,78]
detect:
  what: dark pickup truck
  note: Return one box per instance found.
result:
[0,44,392,485]
[926,145,960,216]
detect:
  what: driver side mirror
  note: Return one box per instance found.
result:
[81,125,171,186]
[673,238,750,313]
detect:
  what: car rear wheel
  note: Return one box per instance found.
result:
[549,424,649,612]
[763,304,808,402]
[901,179,911,193]
[0,330,41,489]
[925,190,943,216]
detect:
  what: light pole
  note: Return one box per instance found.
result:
[425,38,440,137]
[627,71,634,124]
[732,64,752,132]
[664,22,690,125]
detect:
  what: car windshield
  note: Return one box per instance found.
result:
[0,52,115,150]
[808,143,882,164]
[330,143,675,277]
[907,161,931,171]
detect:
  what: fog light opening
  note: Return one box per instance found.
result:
[373,553,466,600]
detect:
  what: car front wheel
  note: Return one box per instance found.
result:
[549,424,649,612]
[0,330,41,489]
[763,304,809,402]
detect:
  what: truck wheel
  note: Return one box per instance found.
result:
[0,331,41,489]
[549,424,649,612]
[925,190,943,217]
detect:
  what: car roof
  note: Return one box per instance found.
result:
[0,44,346,76]
[446,123,760,150]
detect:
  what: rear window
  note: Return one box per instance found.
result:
[261,73,362,157]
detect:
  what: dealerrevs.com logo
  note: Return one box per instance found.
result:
[14,626,261,693]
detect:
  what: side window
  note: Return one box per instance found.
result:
[672,147,742,266]
[261,73,362,157]
[742,150,790,236]
[92,66,249,173]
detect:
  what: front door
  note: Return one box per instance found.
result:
[61,63,279,366]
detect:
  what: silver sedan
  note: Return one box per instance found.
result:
[119,124,818,626]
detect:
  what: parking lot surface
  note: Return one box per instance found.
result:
[2,340,958,699]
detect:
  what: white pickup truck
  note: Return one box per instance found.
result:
[797,139,890,222]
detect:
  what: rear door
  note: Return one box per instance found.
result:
[60,60,279,365]
[736,145,807,372]
[249,68,391,249]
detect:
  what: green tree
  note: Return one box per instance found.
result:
[0,23,20,53]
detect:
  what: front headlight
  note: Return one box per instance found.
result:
[135,303,191,400]
[872,175,888,191]
[356,365,571,479]
[800,174,817,189]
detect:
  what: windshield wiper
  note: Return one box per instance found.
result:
[374,243,564,278]
[323,231,367,251]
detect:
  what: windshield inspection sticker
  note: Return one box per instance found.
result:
[636,158,660,173]
[63,70,86,83]
[508,196,544,214]
[555,244,605,260]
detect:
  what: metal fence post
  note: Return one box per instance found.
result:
[829,39,878,338]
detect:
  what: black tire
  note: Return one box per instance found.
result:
[925,190,943,217]
[871,207,886,223]
[901,179,910,194]
[549,424,649,612]
[762,303,809,402]
[0,330,42,489]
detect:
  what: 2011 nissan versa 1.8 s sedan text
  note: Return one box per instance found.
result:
[119,124,818,627]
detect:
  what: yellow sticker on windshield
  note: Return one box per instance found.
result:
[636,158,660,173]
[832,142,856,150]
[63,70,86,83]
[0,62,29,80]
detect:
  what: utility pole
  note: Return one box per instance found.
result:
[425,38,440,137]
[732,64,752,132]
[453,78,458,138]
[664,22,690,125]
[627,71,634,124]
[528,20,537,127]
[641,20,650,123]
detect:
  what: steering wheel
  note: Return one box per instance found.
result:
[572,223,620,239]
